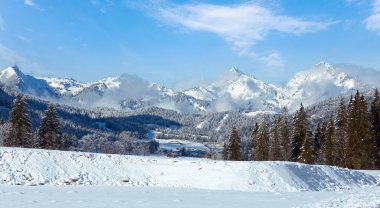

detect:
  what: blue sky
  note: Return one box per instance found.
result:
[0,0,380,89]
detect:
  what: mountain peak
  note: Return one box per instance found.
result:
[229,66,241,74]
[227,66,243,76]
[314,61,335,73]
[1,65,24,78]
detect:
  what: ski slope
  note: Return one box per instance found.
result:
[0,147,376,192]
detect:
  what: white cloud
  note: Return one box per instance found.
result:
[90,0,114,13]
[147,2,333,57]
[24,0,43,11]
[345,0,368,6]
[364,0,380,35]
[16,35,32,44]
[335,63,380,87]
[258,52,284,69]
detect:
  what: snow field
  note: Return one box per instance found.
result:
[0,147,376,192]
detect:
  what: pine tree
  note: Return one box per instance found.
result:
[38,104,62,150]
[228,127,241,161]
[255,120,269,161]
[279,108,291,161]
[290,104,312,162]
[250,122,259,160]
[3,95,32,147]
[222,142,228,160]
[347,91,374,169]
[299,129,314,164]
[270,118,281,161]
[323,117,334,165]
[335,97,348,167]
[370,89,380,169]
[313,122,322,163]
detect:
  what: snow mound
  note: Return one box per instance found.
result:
[0,147,376,192]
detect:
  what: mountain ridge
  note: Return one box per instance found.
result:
[0,62,376,113]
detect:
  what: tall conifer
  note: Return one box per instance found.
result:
[3,95,32,147]
[38,104,62,149]
[228,127,241,161]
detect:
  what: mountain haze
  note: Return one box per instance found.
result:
[0,62,375,114]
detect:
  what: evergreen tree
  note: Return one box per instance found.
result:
[370,89,380,169]
[38,104,62,150]
[270,118,281,161]
[3,95,32,147]
[250,122,259,160]
[347,91,374,169]
[313,122,322,163]
[299,129,314,164]
[222,142,228,160]
[323,117,334,165]
[290,104,312,162]
[335,97,348,167]
[255,120,269,161]
[279,108,291,161]
[228,127,241,161]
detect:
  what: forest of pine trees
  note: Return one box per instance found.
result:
[223,90,380,170]
[0,94,158,155]
[2,95,62,149]
[2,90,380,170]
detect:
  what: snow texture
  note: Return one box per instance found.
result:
[0,185,379,208]
[0,147,376,192]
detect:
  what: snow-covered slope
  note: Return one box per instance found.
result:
[72,74,208,113]
[281,62,361,111]
[40,77,89,96]
[0,147,376,192]
[0,66,58,97]
[184,67,280,112]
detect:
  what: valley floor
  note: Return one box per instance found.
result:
[0,185,379,208]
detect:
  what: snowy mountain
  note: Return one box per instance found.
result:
[0,65,58,98]
[184,67,280,112]
[72,74,208,113]
[40,77,89,96]
[280,62,362,111]
[0,62,376,113]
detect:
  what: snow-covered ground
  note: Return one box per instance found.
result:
[0,147,375,191]
[0,185,379,208]
[0,147,379,207]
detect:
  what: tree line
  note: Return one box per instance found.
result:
[0,94,158,155]
[223,90,380,170]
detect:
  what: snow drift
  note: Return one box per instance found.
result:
[0,147,376,192]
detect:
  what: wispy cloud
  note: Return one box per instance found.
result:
[344,0,368,6]
[364,0,380,35]
[0,44,44,72]
[16,35,32,44]
[258,52,284,69]
[90,0,114,13]
[135,1,334,67]
[0,44,25,64]
[24,0,43,11]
